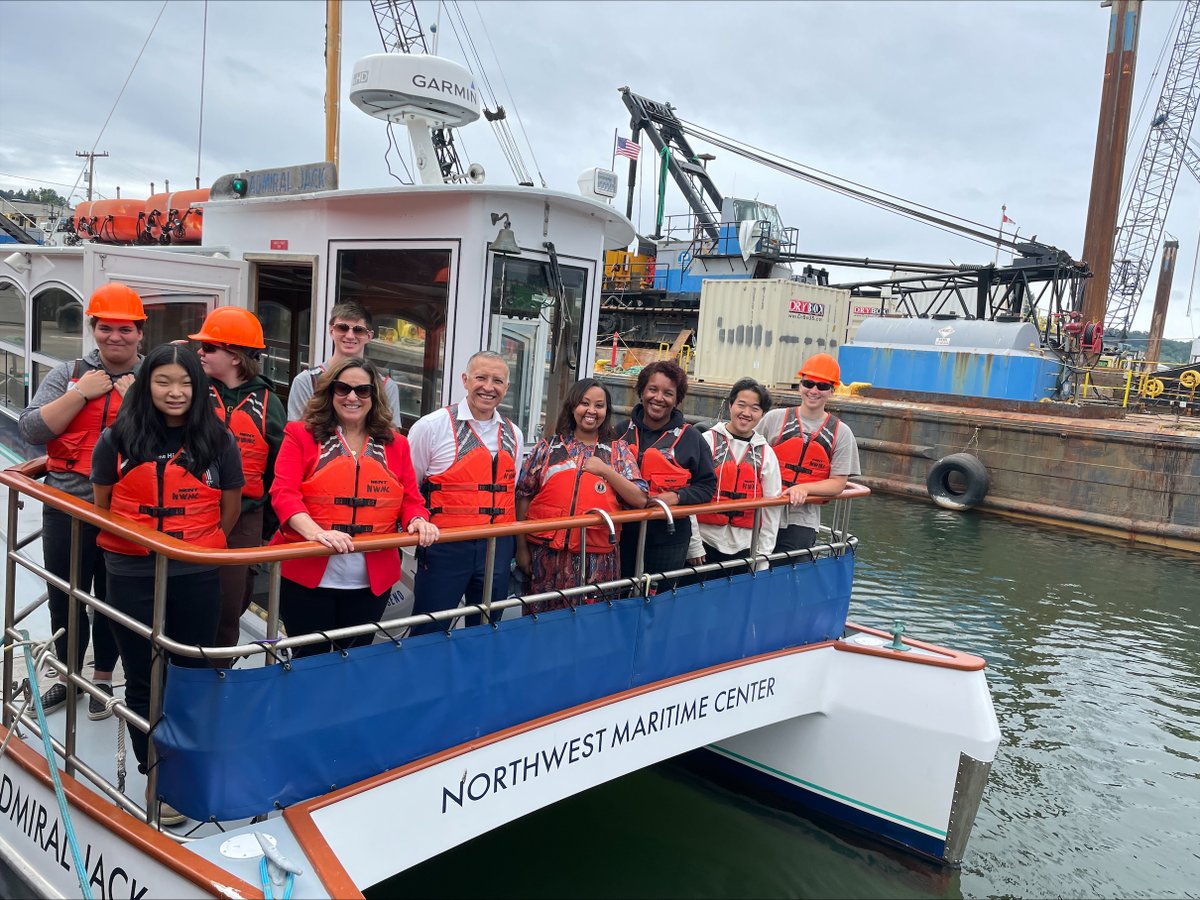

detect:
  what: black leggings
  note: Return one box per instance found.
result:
[43,506,119,674]
[107,567,221,770]
[279,579,388,658]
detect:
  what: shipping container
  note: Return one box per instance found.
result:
[694,278,851,386]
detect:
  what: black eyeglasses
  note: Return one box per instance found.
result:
[332,323,372,336]
[331,381,374,399]
[199,342,229,355]
[800,379,834,392]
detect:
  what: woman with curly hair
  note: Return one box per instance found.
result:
[269,357,437,657]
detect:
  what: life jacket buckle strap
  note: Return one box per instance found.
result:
[332,523,373,535]
[334,497,377,508]
[138,504,186,517]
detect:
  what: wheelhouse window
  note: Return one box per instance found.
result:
[0,281,24,348]
[32,287,84,361]
[0,282,25,414]
[139,299,209,351]
[489,254,587,443]
[334,248,450,430]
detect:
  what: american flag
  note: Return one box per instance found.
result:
[615,136,641,160]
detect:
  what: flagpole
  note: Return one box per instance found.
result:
[994,204,1006,266]
[611,128,617,170]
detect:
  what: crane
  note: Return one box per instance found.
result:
[369,0,465,180]
[1104,0,1200,340]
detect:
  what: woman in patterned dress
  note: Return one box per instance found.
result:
[515,379,646,612]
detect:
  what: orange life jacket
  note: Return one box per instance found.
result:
[46,360,125,476]
[423,406,519,527]
[299,433,404,536]
[210,385,270,499]
[98,450,227,556]
[772,410,839,501]
[526,439,621,553]
[623,421,692,495]
[697,431,764,529]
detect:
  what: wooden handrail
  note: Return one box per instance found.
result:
[1,457,869,566]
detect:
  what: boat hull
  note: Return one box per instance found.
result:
[0,724,259,898]
[693,629,998,866]
[283,632,997,891]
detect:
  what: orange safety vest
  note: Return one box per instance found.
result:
[526,439,621,553]
[299,433,405,536]
[697,432,764,529]
[423,406,518,527]
[772,410,839,499]
[622,422,692,496]
[46,360,125,476]
[98,450,227,556]
[210,385,270,499]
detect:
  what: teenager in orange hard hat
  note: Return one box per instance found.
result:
[17,282,146,720]
[756,353,860,555]
[190,307,286,661]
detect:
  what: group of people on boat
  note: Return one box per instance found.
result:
[17,281,859,815]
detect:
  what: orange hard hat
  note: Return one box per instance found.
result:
[798,352,841,386]
[85,282,146,321]
[188,306,266,349]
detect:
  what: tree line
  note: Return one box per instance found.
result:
[1122,331,1194,366]
[0,187,71,208]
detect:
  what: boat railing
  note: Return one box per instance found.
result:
[0,456,867,829]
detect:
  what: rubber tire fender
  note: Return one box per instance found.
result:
[926,453,990,511]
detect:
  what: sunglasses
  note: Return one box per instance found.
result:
[331,381,374,399]
[199,342,230,355]
[800,379,834,392]
[332,323,372,337]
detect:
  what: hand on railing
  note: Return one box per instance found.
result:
[406,516,439,547]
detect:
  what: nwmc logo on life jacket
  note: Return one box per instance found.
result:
[788,299,825,317]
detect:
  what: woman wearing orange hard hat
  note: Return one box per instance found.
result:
[17,282,148,718]
[756,352,861,556]
[189,307,286,660]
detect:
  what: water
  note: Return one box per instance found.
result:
[376,495,1200,899]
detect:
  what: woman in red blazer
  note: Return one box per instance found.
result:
[270,357,437,657]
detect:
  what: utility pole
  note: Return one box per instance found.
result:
[1079,0,1142,329]
[75,150,109,201]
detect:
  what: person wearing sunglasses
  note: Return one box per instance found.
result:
[270,357,438,657]
[756,353,860,556]
[286,302,403,427]
[406,351,523,636]
[188,307,286,661]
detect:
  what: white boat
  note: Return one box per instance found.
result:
[0,49,999,900]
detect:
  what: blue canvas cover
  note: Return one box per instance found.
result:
[155,552,855,820]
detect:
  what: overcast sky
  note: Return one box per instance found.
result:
[1,0,1197,340]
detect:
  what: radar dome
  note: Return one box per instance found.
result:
[350,54,481,127]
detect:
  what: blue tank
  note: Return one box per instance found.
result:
[840,317,1062,401]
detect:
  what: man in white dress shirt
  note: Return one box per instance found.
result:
[406,351,524,635]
